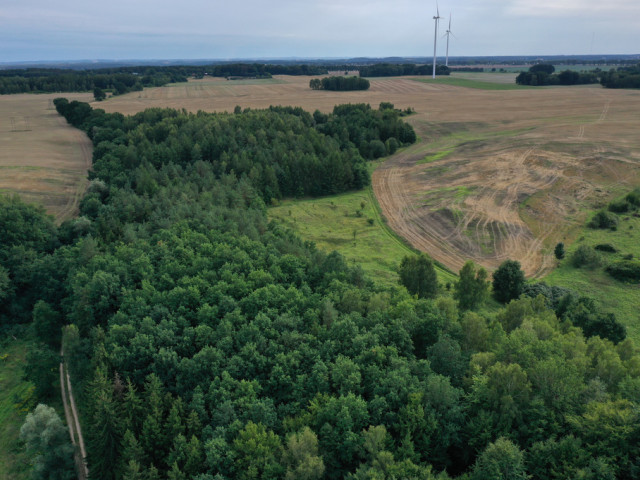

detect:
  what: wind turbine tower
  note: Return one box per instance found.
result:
[444,15,454,67]
[432,4,442,78]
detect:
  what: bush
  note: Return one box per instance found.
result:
[625,188,640,207]
[588,210,619,230]
[571,245,601,269]
[606,260,640,282]
[608,199,630,213]
[594,243,618,253]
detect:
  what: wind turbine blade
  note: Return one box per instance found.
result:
[449,16,451,30]
[436,0,440,18]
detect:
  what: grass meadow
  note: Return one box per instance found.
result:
[269,185,457,291]
[0,340,33,480]
[544,212,640,342]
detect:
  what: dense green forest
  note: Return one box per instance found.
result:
[0,68,188,95]
[2,96,640,480]
[600,64,640,89]
[515,65,600,86]
[358,64,450,77]
[309,77,371,91]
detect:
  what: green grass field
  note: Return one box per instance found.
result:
[269,186,457,290]
[0,340,33,480]
[543,212,640,342]
[415,75,534,90]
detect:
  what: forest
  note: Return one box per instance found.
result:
[0,64,334,95]
[358,64,450,77]
[309,77,371,92]
[599,64,640,89]
[515,65,600,86]
[0,68,188,95]
[2,96,639,480]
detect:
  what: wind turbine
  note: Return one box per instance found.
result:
[432,3,442,78]
[444,15,454,67]
[443,14,456,67]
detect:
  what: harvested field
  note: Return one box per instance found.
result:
[98,75,640,277]
[0,93,93,222]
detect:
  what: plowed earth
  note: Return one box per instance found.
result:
[97,75,640,276]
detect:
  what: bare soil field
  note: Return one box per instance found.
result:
[0,93,93,222]
[98,75,640,276]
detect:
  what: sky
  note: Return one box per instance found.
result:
[1,0,639,62]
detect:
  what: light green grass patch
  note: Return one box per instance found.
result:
[414,76,534,90]
[0,340,33,480]
[269,188,456,289]
[419,149,452,164]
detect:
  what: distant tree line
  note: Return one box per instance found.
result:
[600,64,640,89]
[0,68,187,95]
[309,76,370,91]
[359,63,451,77]
[449,67,484,72]
[516,64,600,86]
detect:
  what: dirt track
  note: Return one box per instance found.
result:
[100,75,640,276]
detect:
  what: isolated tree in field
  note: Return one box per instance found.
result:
[20,404,76,480]
[554,242,565,260]
[454,261,489,310]
[492,260,525,303]
[398,254,438,299]
[93,87,106,101]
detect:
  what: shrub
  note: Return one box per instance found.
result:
[554,242,565,259]
[588,210,619,230]
[606,260,640,282]
[594,243,618,253]
[625,188,640,207]
[608,199,630,213]
[571,245,601,269]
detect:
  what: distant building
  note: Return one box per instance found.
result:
[327,70,361,77]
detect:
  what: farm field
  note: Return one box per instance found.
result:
[0,93,93,222]
[98,73,640,280]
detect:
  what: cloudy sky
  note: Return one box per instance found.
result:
[1,0,639,62]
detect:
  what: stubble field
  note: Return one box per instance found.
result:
[5,75,640,278]
[99,74,640,277]
[0,93,93,222]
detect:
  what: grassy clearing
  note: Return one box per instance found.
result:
[543,213,640,342]
[0,340,33,480]
[415,76,534,90]
[269,187,457,290]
